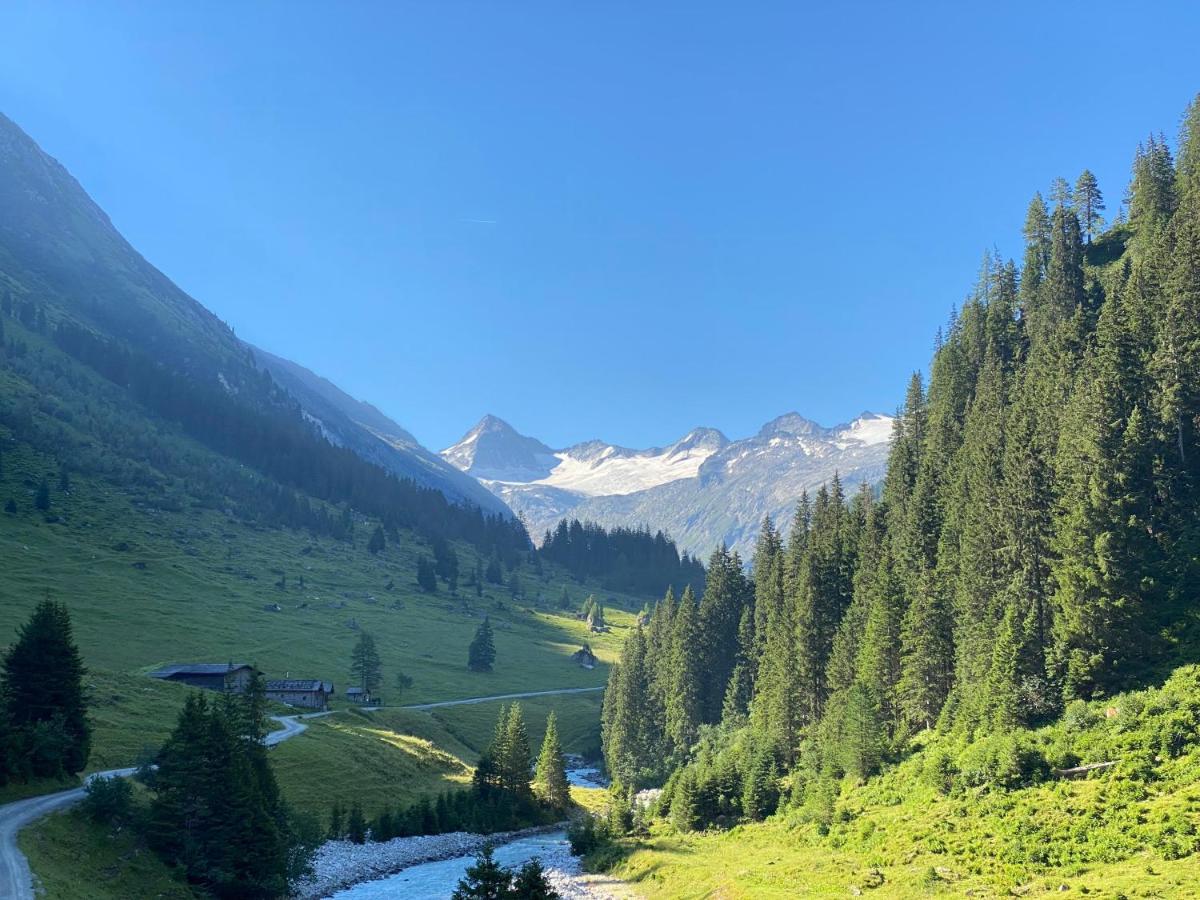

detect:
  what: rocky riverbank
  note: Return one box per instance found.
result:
[292,826,556,898]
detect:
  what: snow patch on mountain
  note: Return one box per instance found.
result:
[442,412,894,558]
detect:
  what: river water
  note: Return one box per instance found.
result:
[328,830,575,898]
[323,763,611,899]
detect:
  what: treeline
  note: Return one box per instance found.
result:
[49,319,529,556]
[0,600,91,785]
[602,94,1200,829]
[540,519,705,596]
[330,706,571,842]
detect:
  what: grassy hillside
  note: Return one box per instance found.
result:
[596,665,1200,897]
[0,430,641,769]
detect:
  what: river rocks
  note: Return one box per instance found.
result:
[294,827,555,899]
[292,825,626,899]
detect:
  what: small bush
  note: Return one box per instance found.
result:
[82,775,133,826]
[921,747,957,795]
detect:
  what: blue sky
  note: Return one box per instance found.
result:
[1,2,1198,450]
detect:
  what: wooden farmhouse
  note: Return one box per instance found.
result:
[150,663,259,693]
[345,686,374,705]
[265,679,334,710]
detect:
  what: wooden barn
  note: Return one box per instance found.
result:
[265,679,334,710]
[150,663,259,693]
[345,686,374,706]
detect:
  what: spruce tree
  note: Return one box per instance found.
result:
[468,617,497,672]
[512,858,560,899]
[452,845,513,900]
[367,525,386,554]
[501,703,533,798]
[664,586,702,754]
[417,555,437,592]
[347,803,367,843]
[350,631,382,696]
[534,712,570,809]
[3,599,91,775]
[1073,169,1105,243]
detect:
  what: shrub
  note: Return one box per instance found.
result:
[82,774,133,826]
[921,747,957,795]
[957,733,1048,790]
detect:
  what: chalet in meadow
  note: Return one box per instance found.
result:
[150,662,259,693]
[265,679,334,710]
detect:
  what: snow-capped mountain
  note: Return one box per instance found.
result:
[442,411,893,559]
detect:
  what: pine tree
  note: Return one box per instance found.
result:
[1127,135,1176,232]
[534,712,570,809]
[1020,193,1052,317]
[328,802,344,839]
[468,617,497,672]
[749,502,806,762]
[740,747,778,821]
[501,703,533,797]
[601,625,661,786]
[512,858,560,899]
[485,553,503,584]
[1073,169,1105,243]
[367,525,386,554]
[452,845,513,900]
[664,586,703,754]
[347,802,367,843]
[3,599,91,775]
[350,631,382,695]
[836,682,882,782]
[669,768,701,832]
[896,570,954,732]
[1051,297,1159,699]
[417,555,437,592]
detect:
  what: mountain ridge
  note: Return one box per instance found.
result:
[443,411,893,557]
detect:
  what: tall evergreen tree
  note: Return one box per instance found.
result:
[1073,170,1105,243]
[468,617,497,672]
[534,711,570,809]
[2,599,90,776]
[350,631,382,695]
[665,586,703,754]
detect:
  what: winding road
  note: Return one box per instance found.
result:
[0,713,319,900]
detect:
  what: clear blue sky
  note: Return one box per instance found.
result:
[2,2,1198,450]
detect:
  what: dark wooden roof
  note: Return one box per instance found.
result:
[151,663,255,678]
[266,679,330,692]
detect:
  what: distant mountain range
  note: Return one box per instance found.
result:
[442,411,893,559]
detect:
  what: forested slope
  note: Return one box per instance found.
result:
[593,94,1200,896]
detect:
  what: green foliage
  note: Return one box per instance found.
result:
[469,617,497,672]
[541,519,705,598]
[350,630,383,695]
[347,802,367,843]
[416,554,437,592]
[367,525,386,555]
[533,711,570,809]
[147,691,305,898]
[2,599,91,779]
[81,775,133,827]
[451,844,561,899]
